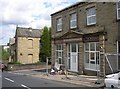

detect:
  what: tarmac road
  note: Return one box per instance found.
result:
[2,71,95,88]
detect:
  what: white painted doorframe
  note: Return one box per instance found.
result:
[69,43,78,72]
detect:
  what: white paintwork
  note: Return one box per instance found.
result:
[5,77,14,83]
[105,72,120,88]
[70,43,78,72]
[21,84,31,89]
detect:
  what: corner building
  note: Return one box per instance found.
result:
[51,2,120,77]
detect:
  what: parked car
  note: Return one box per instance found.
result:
[105,72,120,88]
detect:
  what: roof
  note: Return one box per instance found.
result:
[51,2,86,16]
[16,27,42,38]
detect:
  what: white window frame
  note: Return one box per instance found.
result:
[87,7,96,25]
[56,44,63,64]
[117,0,120,20]
[70,13,77,29]
[84,42,100,71]
[56,17,62,32]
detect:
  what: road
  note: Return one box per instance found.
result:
[2,71,94,88]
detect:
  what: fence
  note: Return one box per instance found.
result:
[105,53,120,74]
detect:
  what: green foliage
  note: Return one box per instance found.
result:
[33,61,46,65]
[2,50,9,60]
[0,46,9,60]
[49,27,52,56]
[0,46,2,59]
[8,61,21,64]
[40,26,51,62]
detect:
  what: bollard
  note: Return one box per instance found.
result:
[46,57,48,76]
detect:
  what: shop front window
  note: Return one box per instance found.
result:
[56,44,63,64]
[84,42,100,70]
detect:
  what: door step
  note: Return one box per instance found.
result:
[67,71,79,76]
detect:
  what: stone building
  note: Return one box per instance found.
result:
[9,38,16,62]
[15,27,42,64]
[51,2,120,77]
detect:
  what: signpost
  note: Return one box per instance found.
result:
[46,57,51,76]
[46,57,48,76]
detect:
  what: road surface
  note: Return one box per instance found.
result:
[2,71,93,88]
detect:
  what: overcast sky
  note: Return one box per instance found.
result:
[0,0,82,45]
[0,0,117,45]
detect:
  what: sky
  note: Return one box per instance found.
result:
[0,0,117,45]
[0,0,81,45]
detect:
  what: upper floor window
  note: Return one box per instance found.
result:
[70,13,77,29]
[56,17,62,32]
[117,0,120,20]
[28,39,33,49]
[87,7,96,25]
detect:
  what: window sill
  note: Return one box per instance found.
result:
[28,48,33,49]
[116,18,120,22]
[70,27,77,30]
[85,68,100,71]
[56,30,62,33]
[68,69,79,73]
[86,23,96,27]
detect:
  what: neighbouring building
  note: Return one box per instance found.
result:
[15,27,42,64]
[9,38,16,62]
[51,2,120,77]
[2,45,9,52]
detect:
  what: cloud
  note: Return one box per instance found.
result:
[1,0,78,26]
[0,24,16,45]
[0,0,79,45]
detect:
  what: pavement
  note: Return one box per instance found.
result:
[8,69,105,88]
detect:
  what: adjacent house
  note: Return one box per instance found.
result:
[15,27,42,64]
[2,45,9,52]
[51,2,120,77]
[9,38,16,62]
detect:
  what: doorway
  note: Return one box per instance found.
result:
[69,43,78,72]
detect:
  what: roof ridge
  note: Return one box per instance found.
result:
[17,26,41,30]
[16,27,42,38]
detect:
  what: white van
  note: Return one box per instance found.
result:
[105,72,120,88]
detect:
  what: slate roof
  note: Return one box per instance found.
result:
[16,27,42,38]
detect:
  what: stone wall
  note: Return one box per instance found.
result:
[51,2,120,76]
[17,37,40,64]
[7,63,51,71]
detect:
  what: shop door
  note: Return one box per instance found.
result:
[70,43,78,72]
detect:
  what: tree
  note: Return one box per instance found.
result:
[0,46,9,60]
[40,26,51,62]
[49,27,51,57]
[2,49,9,60]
